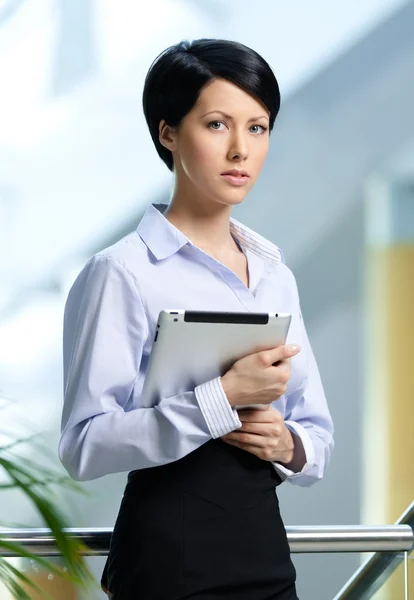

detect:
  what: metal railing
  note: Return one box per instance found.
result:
[334,500,414,599]
[0,503,413,600]
[0,524,412,557]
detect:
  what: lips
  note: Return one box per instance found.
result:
[220,170,251,187]
[221,169,250,178]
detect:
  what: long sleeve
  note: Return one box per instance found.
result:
[273,269,334,487]
[59,255,241,481]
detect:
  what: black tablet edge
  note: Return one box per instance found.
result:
[183,311,271,324]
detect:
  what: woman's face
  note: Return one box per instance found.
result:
[160,78,271,209]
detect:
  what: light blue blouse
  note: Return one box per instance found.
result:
[59,203,334,486]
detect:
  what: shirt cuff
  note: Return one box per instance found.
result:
[273,420,315,479]
[195,377,242,439]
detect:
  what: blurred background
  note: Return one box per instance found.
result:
[0,0,413,598]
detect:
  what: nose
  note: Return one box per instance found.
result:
[227,128,248,162]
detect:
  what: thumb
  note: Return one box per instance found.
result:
[259,343,300,366]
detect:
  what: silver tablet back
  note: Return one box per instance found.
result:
[140,309,291,408]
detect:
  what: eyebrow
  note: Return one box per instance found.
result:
[201,110,269,123]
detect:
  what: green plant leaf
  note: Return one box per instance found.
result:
[0,538,76,575]
[0,557,46,600]
[0,449,94,593]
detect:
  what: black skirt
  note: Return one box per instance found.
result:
[102,439,298,599]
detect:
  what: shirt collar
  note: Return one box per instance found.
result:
[137,203,282,265]
[137,203,188,260]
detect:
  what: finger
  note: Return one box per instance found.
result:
[239,407,282,423]
[257,343,300,367]
[222,437,262,457]
[238,422,283,438]
[225,431,267,447]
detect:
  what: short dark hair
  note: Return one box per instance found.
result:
[142,38,281,171]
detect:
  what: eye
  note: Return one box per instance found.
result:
[208,121,226,131]
[250,124,268,134]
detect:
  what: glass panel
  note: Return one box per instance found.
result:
[370,552,413,600]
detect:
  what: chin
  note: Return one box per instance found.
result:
[214,187,251,206]
[223,189,250,206]
[198,180,251,208]
[212,194,246,209]
[227,196,247,207]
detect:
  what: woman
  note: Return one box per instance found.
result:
[59,39,334,599]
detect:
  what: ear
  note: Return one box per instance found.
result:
[159,119,177,151]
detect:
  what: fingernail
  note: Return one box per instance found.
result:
[286,344,300,353]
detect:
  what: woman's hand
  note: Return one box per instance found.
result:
[220,344,300,408]
[221,406,296,465]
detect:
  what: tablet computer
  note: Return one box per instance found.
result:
[140,309,291,410]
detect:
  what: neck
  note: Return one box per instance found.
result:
[164,194,238,254]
